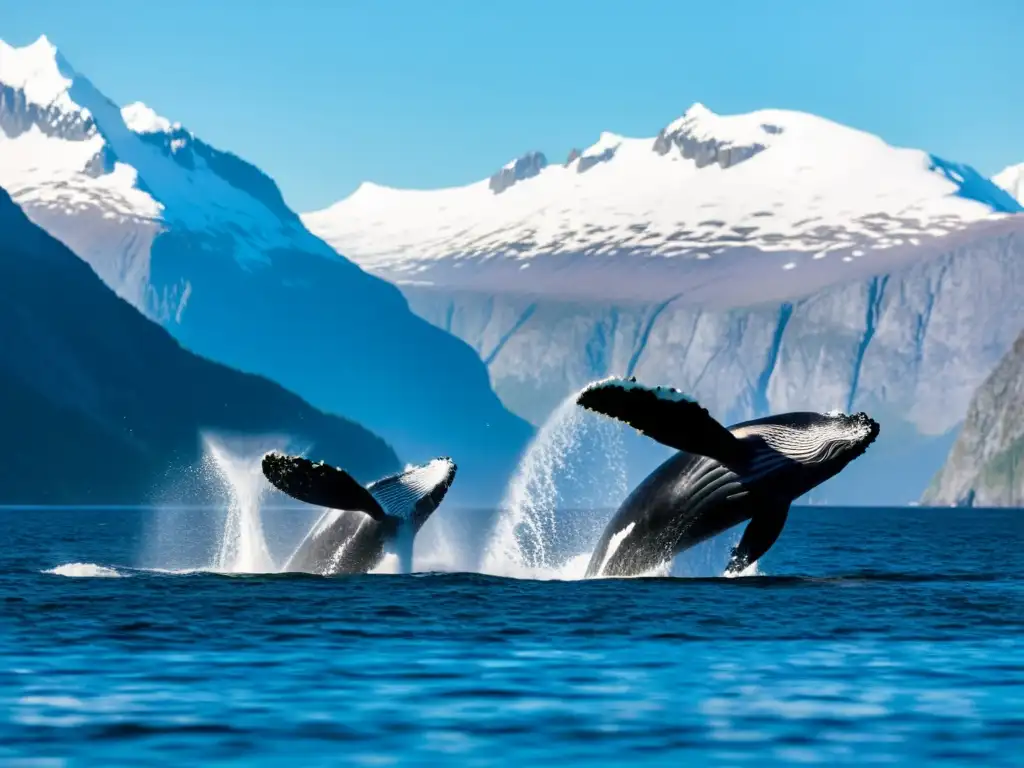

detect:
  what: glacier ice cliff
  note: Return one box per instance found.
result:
[399,222,1024,505]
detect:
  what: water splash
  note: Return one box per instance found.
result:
[45,563,124,578]
[480,391,629,578]
[203,434,278,574]
[670,527,760,578]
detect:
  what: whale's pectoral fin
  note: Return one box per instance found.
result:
[367,457,457,529]
[261,452,386,522]
[725,502,790,575]
[576,377,749,464]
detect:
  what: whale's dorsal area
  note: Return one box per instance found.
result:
[576,376,751,466]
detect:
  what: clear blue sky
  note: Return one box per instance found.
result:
[3,0,1022,213]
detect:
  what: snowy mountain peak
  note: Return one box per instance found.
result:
[655,103,809,169]
[589,131,624,150]
[0,35,77,112]
[994,163,1024,205]
[683,101,712,118]
[305,104,1022,305]
[664,102,783,138]
[489,151,547,193]
[0,32,335,312]
[121,101,181,135]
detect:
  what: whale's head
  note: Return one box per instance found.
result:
[815,415,880,462]
[734,409,881,495]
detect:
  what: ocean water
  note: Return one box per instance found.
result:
[2,504,1023,766]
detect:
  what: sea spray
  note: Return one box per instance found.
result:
[138,432,303,574]
[670,528,759,578]
[480,392,629,578]
[203,434,277,574]
[410,512,463,573]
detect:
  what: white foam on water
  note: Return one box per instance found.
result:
[369,552,401,575]
[45,563,123,578]
[725,560,761,578]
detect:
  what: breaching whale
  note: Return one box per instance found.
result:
[576,377,880,578]
[261,452,457,575]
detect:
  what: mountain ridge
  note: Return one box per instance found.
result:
[0,34,532,505]
[305,103,1020,306]
[0,184,400,504]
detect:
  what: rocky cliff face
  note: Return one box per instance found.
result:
[489,152,548,194]
[652,102,770,168]
[923,331,1024,507]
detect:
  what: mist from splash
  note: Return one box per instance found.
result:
[135,432,422,577]
[203,435,276,574]
[479,392,630,579]
[137,432,306,575]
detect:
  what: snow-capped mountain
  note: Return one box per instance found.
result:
[306,103,1021,305]
[305,104,1024,506]
[994,162,1024,205]
[0,36,312,311]
[0,35,532,506]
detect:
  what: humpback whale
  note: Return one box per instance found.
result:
[577,378,880,578]
[261,453,457,575]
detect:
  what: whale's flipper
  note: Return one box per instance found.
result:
[261,453,387,522]
[367,457,458,531]
[576,377,749,465]
[725,501,790,575]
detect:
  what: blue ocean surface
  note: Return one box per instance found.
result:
[2,505,1023,766]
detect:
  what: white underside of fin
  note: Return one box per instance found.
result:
[367,457,456,521]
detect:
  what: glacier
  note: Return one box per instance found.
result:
[305,104,1024,506]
